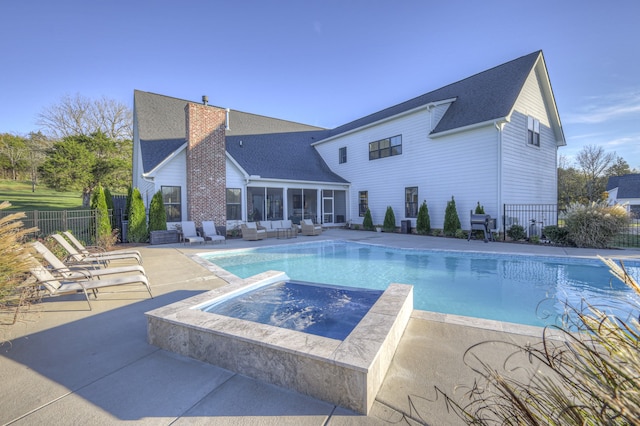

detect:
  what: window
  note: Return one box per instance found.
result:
[161,186,181,222]
[405,187,418,218]
[527,116,540,147]
[358,191,368,217]
[339,147,347,164]
[226,188,241,221]
[369,135,402,160]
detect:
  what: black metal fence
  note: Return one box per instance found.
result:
[503,204,640,248]
[1,209,99,243]
[502,204,559,239]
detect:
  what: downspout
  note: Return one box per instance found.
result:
[494,121,505,234]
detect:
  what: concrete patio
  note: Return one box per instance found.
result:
[2,229,639,425]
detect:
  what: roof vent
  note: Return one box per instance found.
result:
[202,95,208,106]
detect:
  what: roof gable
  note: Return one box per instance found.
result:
[317,51,559,142]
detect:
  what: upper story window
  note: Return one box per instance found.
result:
[161,186,182,222]
[358,191,368,217]
[405,187,418,218]
[339,147,347,164]
[369,135,402,160]
[527,116,540,147]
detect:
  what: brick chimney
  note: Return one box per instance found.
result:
[185,101,227,227]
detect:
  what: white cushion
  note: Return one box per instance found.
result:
[302,219,313,225]
[246,222,257,229]
[282,220,292,228]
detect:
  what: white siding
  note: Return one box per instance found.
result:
[152,150,187,221]
[501,68,558,205]
[315,109,499,229]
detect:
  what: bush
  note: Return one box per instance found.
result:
[507,224,526,241]
[383,206,396,232]
[127,187,148,243]
[563,201,630,248]
[148,190,167,232]
[544,225,571,246]
[362,208,374,231]
[474,202,485,214]
[0,201,37,325]
[443,196,461,236]
[90,184,112,248]
[416,200,431,235]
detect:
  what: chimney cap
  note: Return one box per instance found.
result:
[202,95,208,105]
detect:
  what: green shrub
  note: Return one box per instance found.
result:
[454,229,467,239]
[563,201,630,248]
[474,202,485,214]
[544,225,571,246]
[148,190,167,232]
[127,187,148,243]
[416,200,431,235]
[443,196,461,236]
[383,206,396,232]
[90,184,112,248]
[507,224,526,241]
[362,208,374,231]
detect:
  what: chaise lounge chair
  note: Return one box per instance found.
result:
[241,222,267,240]
[31,241,147,280]
[29,257,153,310]
[301,219,322,236]
[201,221,226,244]
[63,231,142,258]
[181,221,205,244]
[50,234,142,265]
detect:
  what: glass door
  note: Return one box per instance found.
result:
[322,190,334,224]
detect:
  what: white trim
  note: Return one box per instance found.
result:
[430,117,509,139]
[143,142,187,178]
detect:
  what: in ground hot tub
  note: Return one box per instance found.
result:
[146,271,413,414]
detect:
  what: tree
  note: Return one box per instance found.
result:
[362,208,374,231]
[605,156,633,177]
[148,190,167,232]
[383,206,396,232]
[37,93,133,140]
[39,132,131,206]
[24,132,52,191]
[127,188,148,243]
[557,154,587,209]
[443,196,461,236]
[0,133,28,180]
[416,200,431,235]
[576,145,615,202]
[90,184,112,247]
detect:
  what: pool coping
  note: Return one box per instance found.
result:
[145,270,413,414]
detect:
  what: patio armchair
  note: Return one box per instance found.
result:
[241,222,267,240]
[181,221,205,244]
[201,220,226,244]
[301,219,322,236]
[28,257,153,310]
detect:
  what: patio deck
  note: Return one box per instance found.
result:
[2,229,639,425]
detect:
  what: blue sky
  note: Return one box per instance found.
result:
[1,1,639,169]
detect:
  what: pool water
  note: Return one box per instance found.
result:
[200,241,640,327]
[199,280,383,340]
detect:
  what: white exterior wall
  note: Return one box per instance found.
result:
[151,150,187,225]
[501,68,558,205]
[226,158,247,229]
[314,108,499,229]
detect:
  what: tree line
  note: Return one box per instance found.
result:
[0,94,132,206]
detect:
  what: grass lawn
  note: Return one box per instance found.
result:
[0,180,84,211]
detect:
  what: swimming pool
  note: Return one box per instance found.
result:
[200,241,640,327]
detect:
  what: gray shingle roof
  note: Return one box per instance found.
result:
[321,51,542,139]
[135,51,550,181]
[607,174,640,198]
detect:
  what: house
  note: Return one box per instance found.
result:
[132,50,565,233]
[607,174,640,218]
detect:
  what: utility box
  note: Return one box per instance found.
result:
[401,220,411,234]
